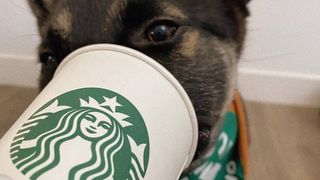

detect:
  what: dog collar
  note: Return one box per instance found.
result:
[180,93,249,180]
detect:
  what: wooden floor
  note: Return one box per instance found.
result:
[246,102,320,180]
[0,86,38,137]
[0,86,319,179]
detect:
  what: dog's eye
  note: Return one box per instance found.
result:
[146,20,178,42]
[40,52,57,66]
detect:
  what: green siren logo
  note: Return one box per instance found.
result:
[10,88,150,180]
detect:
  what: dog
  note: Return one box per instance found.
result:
[28,0,250,174]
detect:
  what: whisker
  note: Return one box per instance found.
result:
[16,34,39,38]
[3,34,39,43]
[240,53,292,63]
[9,1,30,13]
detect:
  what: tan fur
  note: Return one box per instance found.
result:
[39,46,52,55]
[177,31,200,59]
[43,0,54,9]
[51,8,72,40]
[162,3,187,19]
[39,26,49,39]
[27,0,43,19]
[108,0,127,20]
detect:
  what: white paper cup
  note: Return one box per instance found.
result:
[0,44,198,180]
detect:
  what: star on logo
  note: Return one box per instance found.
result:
[101,96,122,112]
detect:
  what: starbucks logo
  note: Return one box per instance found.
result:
[9,88,150,180]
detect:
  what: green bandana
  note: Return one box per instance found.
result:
[180,111,245,180]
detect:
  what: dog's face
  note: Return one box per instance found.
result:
[28,0,249,170]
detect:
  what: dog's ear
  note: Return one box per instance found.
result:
[226,0,251,17]
[241,0,251,16]
[28,0,55,22]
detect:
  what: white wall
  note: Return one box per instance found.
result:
[0,0,40,87]
[243,0,320,75]
[0,0,39,56]
[239,0,320,107]
[0,0,320,107]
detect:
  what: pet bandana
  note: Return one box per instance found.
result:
[180,93,249,180]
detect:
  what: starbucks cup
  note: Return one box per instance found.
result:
[0,44,198,180]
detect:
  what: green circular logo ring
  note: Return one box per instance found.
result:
[10,88,150,180]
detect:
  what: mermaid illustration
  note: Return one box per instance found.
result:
[10,88,149,180]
